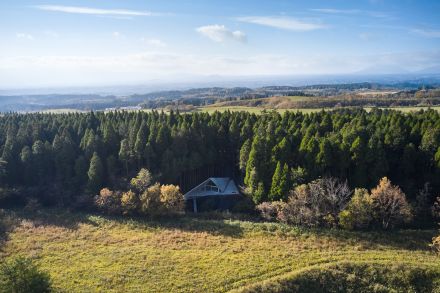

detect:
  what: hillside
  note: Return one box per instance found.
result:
[1,209,439,292]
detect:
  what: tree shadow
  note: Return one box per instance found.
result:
[7,209,98,231]
[0,209,21,254]
[137,215,245,238]
[312,228,437,251]
[4,208,245,238]
[2,208,436,247]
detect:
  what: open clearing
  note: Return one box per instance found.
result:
[196,105,440,114]
[1,210,439,292]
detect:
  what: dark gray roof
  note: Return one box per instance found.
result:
[184,177,240,199]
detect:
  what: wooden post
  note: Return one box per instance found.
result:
[192,197,198,213]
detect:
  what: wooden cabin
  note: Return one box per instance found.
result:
[184,177,240,213]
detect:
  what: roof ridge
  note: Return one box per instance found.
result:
[222,178,231,193]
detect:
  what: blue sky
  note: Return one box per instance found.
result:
[0,0,439,88]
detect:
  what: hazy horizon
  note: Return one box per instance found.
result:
[1,0,440,88]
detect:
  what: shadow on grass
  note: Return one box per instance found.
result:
[3,208,437,249]
[7,208,245,238]
[0,209,21,254]
[309,228,436,251]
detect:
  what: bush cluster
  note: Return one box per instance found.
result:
[257,177,414,230]
[95,168,184,216]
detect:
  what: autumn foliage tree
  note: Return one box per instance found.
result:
[121,190,139,215]
[94,168,185,216]
[95,188,121,215]
[370,177,412,229]
[159,184,184,213]
[139,183,162,214]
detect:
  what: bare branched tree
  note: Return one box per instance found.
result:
[280,177,352,227]
[320,177,352,219]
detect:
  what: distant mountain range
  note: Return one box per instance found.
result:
[1,76,440,112]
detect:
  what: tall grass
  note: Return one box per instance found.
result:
[1,209,439,292]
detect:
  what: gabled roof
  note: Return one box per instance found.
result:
[184,177,240,199]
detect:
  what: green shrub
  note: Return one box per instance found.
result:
[338,188,373,230]
[236,263,440,293]
[130,168,153,193]
[0,257,52,293]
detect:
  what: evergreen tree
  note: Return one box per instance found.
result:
[269,162,290,201]
[119,139,131,176]
[239,139,251,173]
[87,152,104,194]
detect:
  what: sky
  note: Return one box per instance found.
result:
[0,0,440,88]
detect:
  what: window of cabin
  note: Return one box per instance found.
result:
[204,181,219,192]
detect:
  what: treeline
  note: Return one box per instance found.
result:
[0,109,439,211]
[291,96,440,109]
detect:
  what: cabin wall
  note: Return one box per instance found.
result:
[185,195,242,213]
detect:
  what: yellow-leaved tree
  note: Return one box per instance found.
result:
[370,177,412,229]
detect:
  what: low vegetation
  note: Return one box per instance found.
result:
[232,262,440,293]
[95,168,184,216]
[257,177,416,230]
[1,209,439,293]
[0,256,52,293]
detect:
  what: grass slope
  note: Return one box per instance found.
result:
[1,210,439,292]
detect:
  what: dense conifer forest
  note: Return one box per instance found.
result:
[0,108,439,210]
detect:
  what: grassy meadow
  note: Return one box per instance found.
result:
[195,105,440,114]
[1,209,439,292]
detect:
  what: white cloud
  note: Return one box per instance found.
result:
[411,29,440,38]
[113,31,122,38]
[196,25,247,43]
[43,30,59,37]
[34,5,157,17]
[311,8,392,19]
[310,8,360,14]
[16,33,34,40]
[141,38,167,47]
[237,16,326,31]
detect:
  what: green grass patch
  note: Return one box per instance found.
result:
[1,209,439,292]
[196,105,440,114]
[232,262,440,293]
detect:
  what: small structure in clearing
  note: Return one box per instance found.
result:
[184,177,240,213]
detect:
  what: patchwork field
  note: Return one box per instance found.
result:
[1,210,439,292]
[196,105,440,114]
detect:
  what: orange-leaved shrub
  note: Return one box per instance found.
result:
[256,201,286,222]
[95,188,121,215]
